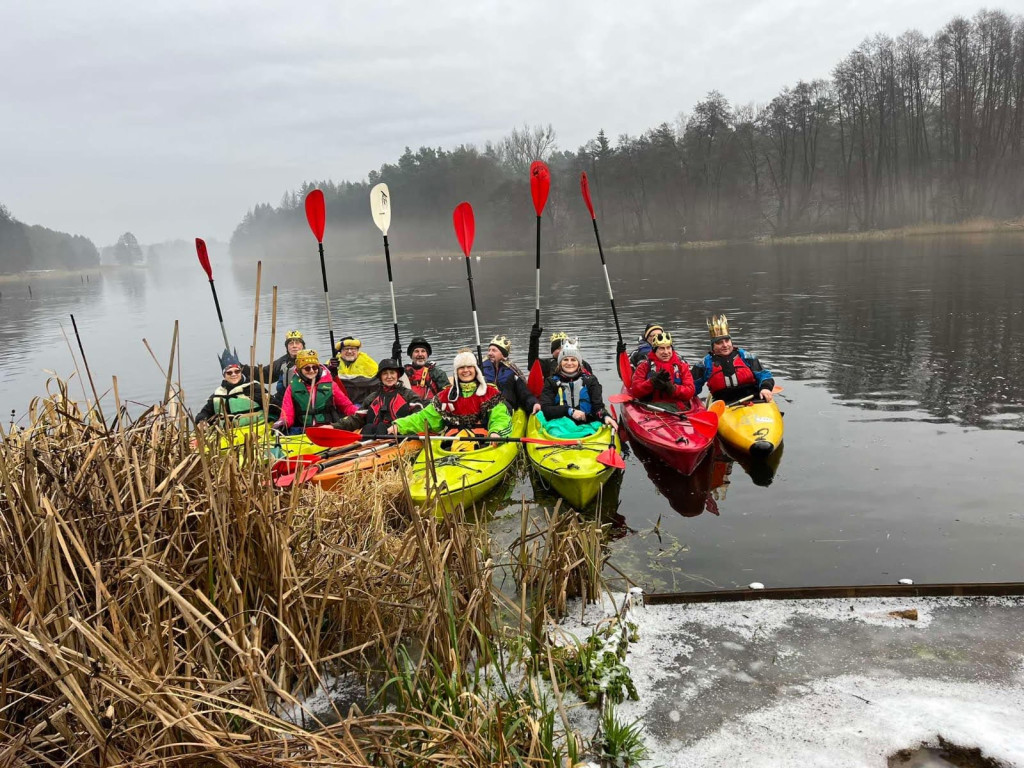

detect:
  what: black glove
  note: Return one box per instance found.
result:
[616,339,627,356]
[392,339,402,362]
[653,370,672,391]
[327,356,339,374]
[529,323,543,343]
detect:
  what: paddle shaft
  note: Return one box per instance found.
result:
[316,241,336,353]
[382,234,402,364]
[206,278,231,350]
[591,218,624,346]
[534,214,541,327]
[464,256,483,363]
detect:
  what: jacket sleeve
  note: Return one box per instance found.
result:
[540,378,570,420]
[667,364,695,402]
[195,394,217,424]
[631,360,655,398]
[586,375,607,420]
[432,366,450,391]
[399,386,426,412]
[740,349,776,391]
[279,388,296,427]
[392,402,444,435]
[332,380,359,417]
[691,356,710,394]
[486,401,513,437]
[514,375,539,411]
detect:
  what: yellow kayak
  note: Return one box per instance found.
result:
[716,400,784,457]
[407,409,527,513]
[217,421,324,460]
[526,415,621,509]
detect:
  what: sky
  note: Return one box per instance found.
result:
[0,0,1009,247]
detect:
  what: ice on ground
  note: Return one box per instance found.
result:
[558,593,1024,767]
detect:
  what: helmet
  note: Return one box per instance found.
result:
[285,330,304,345]
[651,331,674,348]
[489,334,511,356]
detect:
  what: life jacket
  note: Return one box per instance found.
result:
[706,349,757,394]
[405,362,444,400]
[288,370,337,427]
[434,383,503,430]
[212,381,265,427]
[366,386,414,427]
[645,355,689,387]
[549,373,594,415]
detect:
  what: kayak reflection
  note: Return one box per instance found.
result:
[630,439,718,517]
[720,441,786,487]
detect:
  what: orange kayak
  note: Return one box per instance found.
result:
[312,439,422,491]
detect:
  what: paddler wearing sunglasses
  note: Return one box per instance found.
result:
[273,349,358,435]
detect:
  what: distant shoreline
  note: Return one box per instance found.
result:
[0,264,123,285]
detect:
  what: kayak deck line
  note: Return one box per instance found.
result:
[641,581,1024,605]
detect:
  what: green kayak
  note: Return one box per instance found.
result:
[526,414,621,509]
[407,409,527,513]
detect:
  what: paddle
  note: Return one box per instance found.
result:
[608,393,719,440]
[195,238,231,350]
[527,359,545,397]
[269,439,372,480]
[528,161,551,368]
[275,441,397,488]
[579,173,630,384]
[305,425,583,449]
[708,386,784,416]
[371,182,403,363]
[595,430,626,470]
[304,189,336,353]
[453,202,483,363]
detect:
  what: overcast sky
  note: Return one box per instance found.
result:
[0,0,1005,246]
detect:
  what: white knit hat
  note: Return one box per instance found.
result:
[558,341,582,369]
[452,348,487,396]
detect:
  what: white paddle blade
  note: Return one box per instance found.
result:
[370,183,391,235]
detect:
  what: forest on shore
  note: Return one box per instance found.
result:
[0,205,100,275]
[231,9,1024,261]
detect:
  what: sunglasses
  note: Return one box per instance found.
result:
[301,365,320,372]
[224,368,242,375]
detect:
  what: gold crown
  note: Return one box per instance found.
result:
[707,315,731,341]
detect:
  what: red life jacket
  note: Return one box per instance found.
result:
[706,350,757,394]
[435,383,503,430]
[405,362,443,400]
[366,386,412,426]
[644,352,689,386]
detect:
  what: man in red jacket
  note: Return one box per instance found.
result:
[630,331,696,410]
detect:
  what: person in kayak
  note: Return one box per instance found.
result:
[274,349,358,435]
[330,336,379,404]
[691,315,776,403]
[334,358,425,436]
[538,332,594,379]
[195,352,268,427]
[539,342,615,433]
[404,336,450,400]
[628,322,666,370]
[481,334,541,415]
[388,348,512,440]
[265,329,306,411]
[631,331,696,409]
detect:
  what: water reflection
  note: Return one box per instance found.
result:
[630,442,719,518]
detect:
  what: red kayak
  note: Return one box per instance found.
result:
[619,391,716,476]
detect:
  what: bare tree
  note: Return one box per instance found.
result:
[495,124,558,174]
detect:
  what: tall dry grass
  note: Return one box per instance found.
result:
[0,381,617,766]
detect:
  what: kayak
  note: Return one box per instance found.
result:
[716,399,784,457]
[619,393,715,476]
[407,409,528,512]
[526,414,621,509]
[218,421,324,459]
[312,438,422,491]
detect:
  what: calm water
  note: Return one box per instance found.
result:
[2,235,1023,591]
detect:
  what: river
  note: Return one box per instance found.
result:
[2,234,1022,591]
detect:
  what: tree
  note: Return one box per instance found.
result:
[114,232,143,265]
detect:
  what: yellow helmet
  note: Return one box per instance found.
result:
[489,335,511,356]
[651,331,674,348]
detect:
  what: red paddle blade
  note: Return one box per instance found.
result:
[305,426,362,447]
[617,351,633,386]
[688,411,720,440]
[596,446,625,470]
[527,359,544,398]
[195,238,212,280]
[530,161,551,216]
[608,392,633,404]
[580,172,596,219]
[305,189,326,242]
[270,454,322,479]
[274,463,323,488]
[453,201,475,257]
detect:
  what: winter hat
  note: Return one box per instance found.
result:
[407,336,432,357]
[643,323,665,340]
[295,349,320,370]
[452,347,487,396]
[489,334,511,357]
[557,342,582,369]
[377,358,403,376]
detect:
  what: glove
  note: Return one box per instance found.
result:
[529,323,543,344]
[653,371,672,392]
[616,339,627,356]
[327,356,339,374]
[392,339,402,362]
[272,420,286,432]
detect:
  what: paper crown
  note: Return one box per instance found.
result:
[295,349,320,369]
[707,315,731,342]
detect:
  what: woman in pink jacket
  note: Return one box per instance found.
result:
[273,349,357,435]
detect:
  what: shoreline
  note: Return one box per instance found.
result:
[0,264,119,285]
